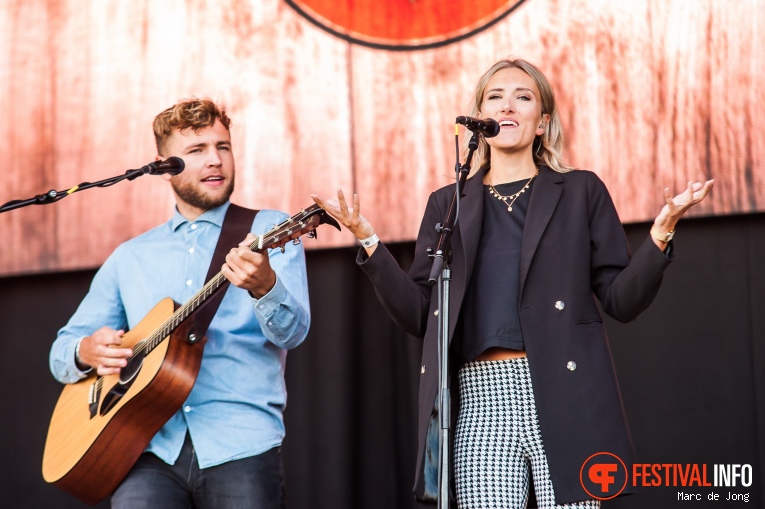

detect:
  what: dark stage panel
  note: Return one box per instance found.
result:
[1,214,762,508]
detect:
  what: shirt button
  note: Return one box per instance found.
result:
[258,304,265,310]
[567,361,577,371]
[186,279,193,286]
[421,365,426,374]
[555,300,565,310]
[184,405,192,413]
[190,224,198,230]
[188,247,195,254]
[267,321,273,326]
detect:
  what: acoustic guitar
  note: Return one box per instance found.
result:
[42,204,339,504]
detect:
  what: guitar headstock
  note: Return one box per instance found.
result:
[253,204,341,251]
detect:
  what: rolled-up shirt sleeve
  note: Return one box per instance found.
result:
[250,215,310,350]
[49,252,128,384]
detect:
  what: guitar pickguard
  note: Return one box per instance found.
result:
[99,351,146,416]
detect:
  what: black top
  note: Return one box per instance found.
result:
[458,177,533,360]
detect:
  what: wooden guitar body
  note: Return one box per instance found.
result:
[42,297,207,505]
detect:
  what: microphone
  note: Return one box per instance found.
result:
[455,116,500,138]
[139,156,185,176]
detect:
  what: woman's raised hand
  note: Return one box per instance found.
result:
[311,190,378,254]
[651,179,714,249]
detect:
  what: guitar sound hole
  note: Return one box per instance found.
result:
[120,352,145,384]
[99,352,146,416]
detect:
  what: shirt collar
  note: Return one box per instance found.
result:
[171,201,231,231]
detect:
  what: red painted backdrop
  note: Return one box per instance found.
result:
[1,0,763,276]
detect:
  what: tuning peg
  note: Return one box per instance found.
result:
[292,238,301,245]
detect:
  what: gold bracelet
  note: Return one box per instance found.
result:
[650,226,675,243]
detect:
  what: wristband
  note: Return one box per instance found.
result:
[359,233,379,248]
[75,338,84,363]
[74,338,92,372]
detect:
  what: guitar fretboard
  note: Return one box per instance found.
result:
[90,203,329,393]
[133,233,265,358]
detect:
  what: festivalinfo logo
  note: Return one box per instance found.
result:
[580,452,753,502]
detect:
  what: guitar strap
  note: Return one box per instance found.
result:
[186,204,259,342]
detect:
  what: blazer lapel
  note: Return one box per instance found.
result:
[454,166,487,286]
[520,166,563,297]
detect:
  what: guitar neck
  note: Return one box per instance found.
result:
[136,232,265,356]
[130,203,338,358]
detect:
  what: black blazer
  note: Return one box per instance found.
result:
[358,165,672,504]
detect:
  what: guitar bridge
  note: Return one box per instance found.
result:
[88,380,102,419]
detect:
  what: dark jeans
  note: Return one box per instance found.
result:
[111,433,285,509]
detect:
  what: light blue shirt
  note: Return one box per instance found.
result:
[49,201,310,468]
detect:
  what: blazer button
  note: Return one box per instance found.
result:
[567,361,577,371]
[555,300,565,310]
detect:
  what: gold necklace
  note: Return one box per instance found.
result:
[488,170,538,212]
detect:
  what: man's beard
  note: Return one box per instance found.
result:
[172,174,235,212]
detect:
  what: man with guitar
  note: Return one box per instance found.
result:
[49,98,309,508]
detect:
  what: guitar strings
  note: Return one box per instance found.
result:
[95,205,320,391]
[92,207,324,404]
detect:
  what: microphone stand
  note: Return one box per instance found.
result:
[427,129,479,509]
[0,167,151,214]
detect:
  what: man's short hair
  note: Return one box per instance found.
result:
[153,98,231,155]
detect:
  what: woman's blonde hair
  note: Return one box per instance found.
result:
[462,58,573,175]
